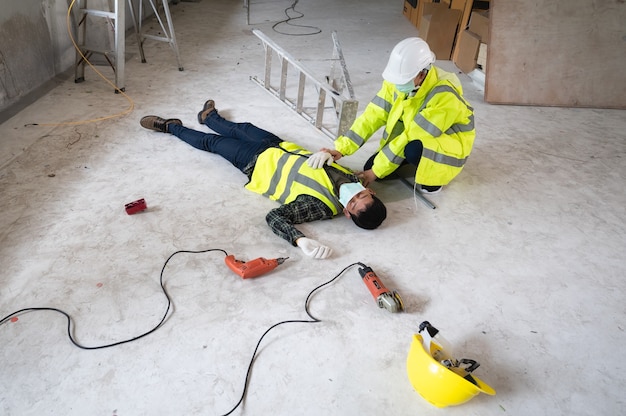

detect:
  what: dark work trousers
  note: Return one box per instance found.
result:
[168,111,282,174]
[363,140,423,172]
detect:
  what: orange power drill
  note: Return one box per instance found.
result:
[224,255,288,279]
[358,264,404,313]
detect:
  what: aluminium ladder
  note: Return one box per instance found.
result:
[74,0,183,92]
[74,0,126,91]
[250,29,358,141]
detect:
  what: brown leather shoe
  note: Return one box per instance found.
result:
[197,99,216,124]
[140,115,182,133]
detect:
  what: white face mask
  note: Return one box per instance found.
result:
[396,79,416,93]
[339,182,366,207]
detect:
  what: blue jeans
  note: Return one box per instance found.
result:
[167,111,282,173]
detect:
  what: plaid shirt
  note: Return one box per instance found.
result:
[265,194,334,246]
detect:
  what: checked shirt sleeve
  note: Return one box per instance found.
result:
[265,195,334,246]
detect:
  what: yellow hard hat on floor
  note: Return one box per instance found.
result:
[406,334,496,408]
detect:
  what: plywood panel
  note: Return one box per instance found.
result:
[485,0,626,109]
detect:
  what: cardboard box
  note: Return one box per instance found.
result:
[469,11,490,42]
[403,0,417,22]
[476,42,487,68]
[450,0,467,11]
[453,29,481,73]
[419,4,462,60]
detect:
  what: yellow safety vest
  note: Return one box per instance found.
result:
[244,142,353,215]
[334,66,475,186]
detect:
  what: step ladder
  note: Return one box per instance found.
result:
[73,0,183,92]
[250,29,358,141]
[128,0,184,71]
[74,0,126,91]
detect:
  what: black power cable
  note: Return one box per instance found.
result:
[220,262,358,416]
[0,248,227,349]
[0,248,361,415]
[272,0,322,36]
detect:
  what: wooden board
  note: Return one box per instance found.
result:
[485,0,626,109]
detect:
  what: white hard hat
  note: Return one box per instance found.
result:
[382,38,436,84]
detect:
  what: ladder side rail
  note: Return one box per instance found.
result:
[337,99,358,137]
[330,30,355,100]
[252,29,358,140]
[161,0,183,69]
[127,0,146,62]
[113,0,125,90]
[315,89,326,129]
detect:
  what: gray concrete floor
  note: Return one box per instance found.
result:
[1,0,625,415]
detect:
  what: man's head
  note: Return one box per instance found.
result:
[343,189,387,230]
[382,37,435,89]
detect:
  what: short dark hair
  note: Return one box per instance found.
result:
[350,195,387,230]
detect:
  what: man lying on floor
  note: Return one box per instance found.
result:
[139,99,387,259]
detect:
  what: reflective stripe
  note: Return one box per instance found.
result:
[414,114,442,137]
[422,148,467,167]
[446,114,475,135]
[371,95,392,113]
[345,129,365,147]
[294,173,339,210]
[419,85,462,112]
[263,152,293,198]
[414,85,474,137]
[381,145,405,165]
[266,154,341,211]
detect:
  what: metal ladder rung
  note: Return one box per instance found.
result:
[74,0,126,91]
[81,9,116,18]
[251,29,358,141]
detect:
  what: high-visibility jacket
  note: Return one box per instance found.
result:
[245,142,353,215]
[334,66,475,186]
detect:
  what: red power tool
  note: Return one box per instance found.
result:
[225,255,288,279]
[358,264,404,313]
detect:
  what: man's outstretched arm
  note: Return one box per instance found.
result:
[265,195,334,259]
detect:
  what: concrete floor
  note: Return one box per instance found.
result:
[1,0,625,415]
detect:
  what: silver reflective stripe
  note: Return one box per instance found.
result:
[372,95,392,113]
[293,173,341,210]
[381,145,405,165]
[414,113,442,137]
[422,148,467,167]
[415,85,474,136]
[446,113,475,135]
[263,152,293,198]
[267,154,341,210]
[276,156,306,202]
[418,85,462,112]
[345,129,365,147]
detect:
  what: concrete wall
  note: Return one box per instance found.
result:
[0,0,75,114]
[0,0,142,116]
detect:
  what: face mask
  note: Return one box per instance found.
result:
[339,182,366,207]
[396,80,416,93]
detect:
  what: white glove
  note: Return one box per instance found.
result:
[307,151,334,169]
[296,237,333,259]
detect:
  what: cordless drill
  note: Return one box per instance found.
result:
[224,255,288,279]
[358,264,404,313]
